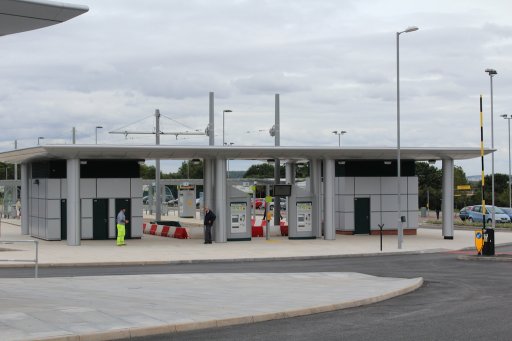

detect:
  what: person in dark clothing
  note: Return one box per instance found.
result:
[435,207,440,220]
[203,206,216,244]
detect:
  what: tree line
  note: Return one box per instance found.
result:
[416,162,511,209]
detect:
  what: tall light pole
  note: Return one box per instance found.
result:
[485,68,497,228]
[37,136,44,145]
[501,114,512,208]
[95,126,103,144]
[224,142,234,178]
[222,109,232,146]
[397,26,418,249]
[332,130,347,147]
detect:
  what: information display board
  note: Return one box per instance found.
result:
[230,202,247,233]
[296,201,312,232]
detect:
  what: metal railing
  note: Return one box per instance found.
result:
[0,240,39,278]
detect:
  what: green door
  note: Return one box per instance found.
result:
[60,199,67,240]
[354,198,370,234]
[115,198,131,239]
[93,199,109,240]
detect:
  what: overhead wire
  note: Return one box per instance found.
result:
[160,113,197,130]
[110,114,155,132]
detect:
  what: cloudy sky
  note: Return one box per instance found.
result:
[1,0,512,175]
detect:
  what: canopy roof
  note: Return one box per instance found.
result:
[0,0,88,36]
[0,145,492,164]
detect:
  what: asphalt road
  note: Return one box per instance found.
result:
[161,249,512,341]
[2,247,512,340]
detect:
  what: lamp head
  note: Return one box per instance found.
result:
[223,109,232,113]
[485,68,497,76]
[332,130,338,135]
[404,26,419,33]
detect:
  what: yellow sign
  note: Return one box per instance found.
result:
[474,230,484,255]
[265,195,273,203]
[457,185,471,190]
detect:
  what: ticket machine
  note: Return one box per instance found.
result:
[287,185,317,239]
[227,186,251,241]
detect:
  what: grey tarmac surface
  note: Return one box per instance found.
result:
[1,219,511,340]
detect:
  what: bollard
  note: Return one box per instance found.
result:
[482,228,495,256]
[378,224,385,251]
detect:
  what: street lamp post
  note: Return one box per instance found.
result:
[222,109,232,146]
[396,26,419,249]
[224,142,234,178]
[501,114,512,208]
[95,126,103,144]
[485,68,497,228]
[37,136,44,145]
[332,130,347,147]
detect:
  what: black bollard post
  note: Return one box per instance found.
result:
[378,224,384,251]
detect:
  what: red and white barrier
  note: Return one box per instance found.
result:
[142,223,189,239]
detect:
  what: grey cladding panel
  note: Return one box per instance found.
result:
[47,179,61,199]
[46,200,61,219]
[97,178,130,198]
[81,199,93,218]
[81,218,93,239]
[355,177,379,195]
[80,179,97,198]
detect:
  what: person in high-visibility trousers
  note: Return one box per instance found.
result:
[116,208,129,246]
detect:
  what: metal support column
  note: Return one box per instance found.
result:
[442,158,454,239]
[155,109,162,221]
[14,140,18,202]
[204,91,216,213]
[285,161,296,184]
[66,159,81,246]
[273,93,281,226]
[204,159,214,211]
[214,158,227,243]
[310,159,322,238]
[20,163,29,235]
[324,159,335,240]
[209,92,215,146]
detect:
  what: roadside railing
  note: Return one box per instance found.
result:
[0,240,39,278]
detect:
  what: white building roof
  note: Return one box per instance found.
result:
[0,0,88,36]
[0,144,492,164]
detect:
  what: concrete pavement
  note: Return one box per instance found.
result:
[4,217,512,266]
[0,273,422,341]
[1,218,511,341]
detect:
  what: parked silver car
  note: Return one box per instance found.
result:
[467,205,511,224]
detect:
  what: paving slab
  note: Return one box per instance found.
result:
[2,220,511,267]
[0,272,423,341]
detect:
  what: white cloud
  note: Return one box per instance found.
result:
[1,0,512,175]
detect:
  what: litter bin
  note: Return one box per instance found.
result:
[482,228,495,256]
[420,207,427,217]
